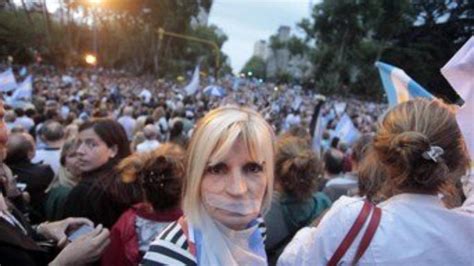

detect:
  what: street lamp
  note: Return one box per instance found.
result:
[157,28,221,79]
[87,0,101,66]
[88,0,102,5]
[85,54,97,66]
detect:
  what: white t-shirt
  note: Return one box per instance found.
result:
[284,114,301,131]
[278,194,474,265]
[136,140,160,153]
[15,116,35,131]
[118,115,136,141]
[32,149,61,176]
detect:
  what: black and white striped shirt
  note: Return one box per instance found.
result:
[142,217,267,265]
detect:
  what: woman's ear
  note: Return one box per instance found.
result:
[110,145,118,158]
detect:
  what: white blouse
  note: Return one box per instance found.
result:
[278,192,474,265]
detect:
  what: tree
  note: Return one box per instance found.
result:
[380,0,473,103]
[185,24,232,77]
[0,0,235,78]
[300,0,415,98]
[300,0,472,101]
[241,56,266,79]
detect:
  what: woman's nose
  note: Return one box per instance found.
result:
[76,143,86,155]
[226,169,248,196]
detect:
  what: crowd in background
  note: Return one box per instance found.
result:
[0,63,471,265]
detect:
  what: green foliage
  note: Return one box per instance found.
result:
[0,0,233,77]
[269,34,309,56]
[300,0,471,102]
[275,71,292,84]
[241,56,266,79]
[185,24,231,76]
[287,36,308,56]
[269,35,285,50]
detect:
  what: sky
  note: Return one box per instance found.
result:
[208,0,313,72]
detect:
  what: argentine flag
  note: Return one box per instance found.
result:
[335,114,360,145]
[375,61,433,106]
[0,68,18,92]
[12,75,33,101]
[184,65,200,96]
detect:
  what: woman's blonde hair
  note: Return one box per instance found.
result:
[183,105,275,224]
[374,98,470,200]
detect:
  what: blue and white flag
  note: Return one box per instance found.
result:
[375,61,433,106]
[0,68,18,92]
[12,75,33,101]
[203,85,226,97]
[334,102,347,116]
[232,77,241,91]
[19,67,28,77]
[292,96,303,111]
[334,114,360,145]
[311,106,327,156]
[184,65,200,96]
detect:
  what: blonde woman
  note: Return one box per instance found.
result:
[142,105,275,265]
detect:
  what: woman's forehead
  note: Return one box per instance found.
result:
[208,137,264,164]
[79,128,101,140]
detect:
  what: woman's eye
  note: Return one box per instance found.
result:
[85,140,98,148]
[207,164,227,175]
[244,163,263,174]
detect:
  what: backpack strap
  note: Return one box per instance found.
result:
[177,217,196,257]
[328,201,372,266]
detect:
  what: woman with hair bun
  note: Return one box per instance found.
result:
[265,136,331,265]
[101,143,185,266]
[279,99,473,265]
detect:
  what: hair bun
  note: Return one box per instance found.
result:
[293,153,311,169]
[389,131,430,162]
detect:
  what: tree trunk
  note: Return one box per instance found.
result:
[337,29,348,64]
[20,0,33,26]
[41,0,52,45]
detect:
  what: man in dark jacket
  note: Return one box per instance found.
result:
[0,100,110,266]
[5,132,54,223]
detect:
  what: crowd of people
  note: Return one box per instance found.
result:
[0,61,472,265]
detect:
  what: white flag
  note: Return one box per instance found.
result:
[184,66,200,96]
[334,102,347,115]
[441,37,474,162]
[335,114,360,145]
[12,75,33,101]
[19,67,28,77]
[0,68,17,92]
[441,37,474,210]
[292,96,303,111]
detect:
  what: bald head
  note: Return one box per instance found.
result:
[123,106,134,116]
[143,124,158,140]
[7,133,36,162]
[40,120,65,143]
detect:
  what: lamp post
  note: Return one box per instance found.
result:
[88,0,101,66]
[157,28,221,79]
[85,54,97,66]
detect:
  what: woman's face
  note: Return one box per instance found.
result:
[200,139,267,230]
[65,149,82,177]
[76,128,117,173]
